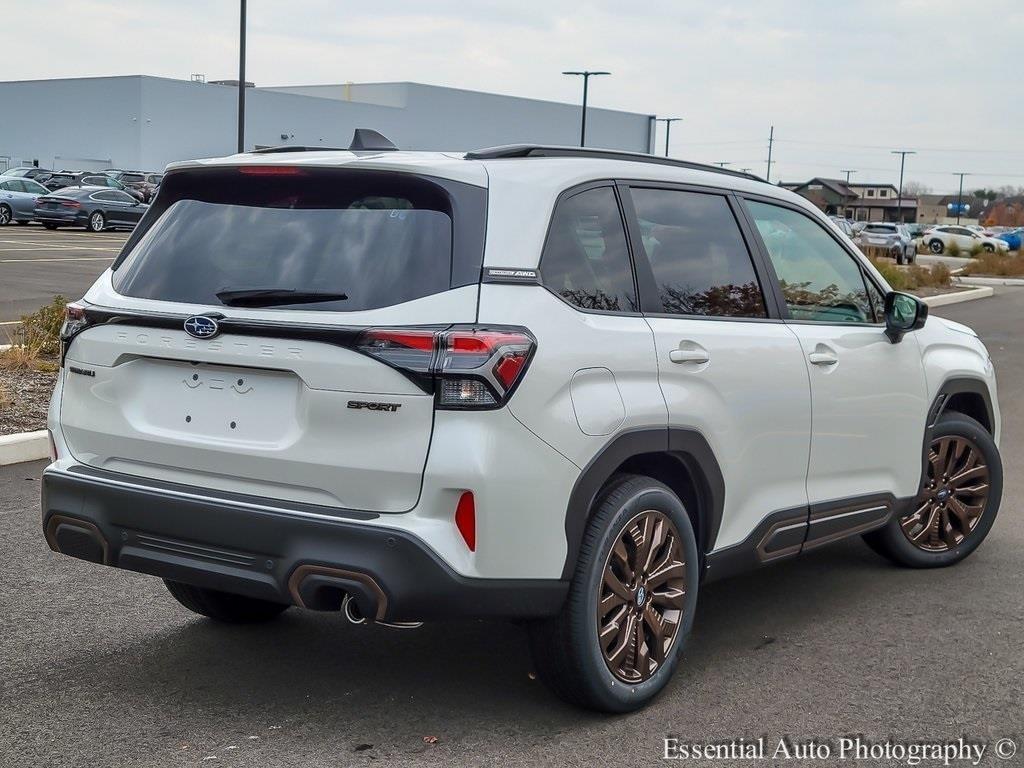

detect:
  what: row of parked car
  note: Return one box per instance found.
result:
[2,166,162,201]
[829,216,1018,264]
[0,166,159,231]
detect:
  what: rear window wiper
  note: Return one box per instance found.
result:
[215,288,349,308]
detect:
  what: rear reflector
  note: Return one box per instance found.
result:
[455,492,476,551]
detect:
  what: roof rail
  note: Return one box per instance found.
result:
[464,144,763,182]
[250,145,344,154]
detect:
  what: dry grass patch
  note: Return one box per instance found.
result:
[962,251,1024,277]
[870,258,952,293]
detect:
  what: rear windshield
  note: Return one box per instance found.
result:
[113,167,486,312]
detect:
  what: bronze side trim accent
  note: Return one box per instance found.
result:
[802,502,891,552]
[287,564,389,621]
[44,514,110,565]
[755,515,808,562]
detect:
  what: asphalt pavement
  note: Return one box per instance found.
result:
[0,225,126,324]
[2,291,1022,767]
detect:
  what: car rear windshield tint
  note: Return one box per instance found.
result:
[113,167,486,312]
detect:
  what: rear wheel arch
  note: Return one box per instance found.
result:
[561,428,725,579]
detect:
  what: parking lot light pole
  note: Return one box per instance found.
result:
[655,117,681,157]
[237,0,246,153]
[562,71,610,147]
[954,172,970,225]
[892,150,916,223]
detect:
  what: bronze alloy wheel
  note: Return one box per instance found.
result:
[902,435,990,552]
[597,509,687,683]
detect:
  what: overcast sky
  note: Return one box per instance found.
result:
[7,0,1023,192]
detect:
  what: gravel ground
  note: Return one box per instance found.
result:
[0,366,57,434]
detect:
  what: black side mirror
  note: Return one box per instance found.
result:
[884,291,928,343]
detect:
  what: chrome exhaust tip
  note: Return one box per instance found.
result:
[342,594,366,625]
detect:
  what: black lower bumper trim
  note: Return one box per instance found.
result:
[41,467,568,622]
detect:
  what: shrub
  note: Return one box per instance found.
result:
[962,251,1024,277]
[870,259,951,291]
[946,240,961,257]
[969,243,985,257]
[12,295,66,358]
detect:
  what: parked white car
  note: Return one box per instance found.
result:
[924,225,1009,255]
[43,135,1004,712]
[856,222,916,264]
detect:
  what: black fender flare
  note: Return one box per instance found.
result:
[560,427,725,579]
[919,376,995,484]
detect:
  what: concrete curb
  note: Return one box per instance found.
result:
[922,286,994,307]
[0,430,49,465]
[956,275,1024,287]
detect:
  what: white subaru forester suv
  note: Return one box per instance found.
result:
[43,134,1002,712]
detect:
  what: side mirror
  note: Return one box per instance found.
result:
[884,291,928,343]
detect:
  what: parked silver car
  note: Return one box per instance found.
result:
[857,222,916,264]
[0,174,51,225]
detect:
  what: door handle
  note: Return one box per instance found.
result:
[669,343,710,365]
[808,347,838,366]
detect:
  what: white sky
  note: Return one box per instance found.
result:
[6,0,1024,192]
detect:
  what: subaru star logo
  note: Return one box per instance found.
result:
[184,315,220,339]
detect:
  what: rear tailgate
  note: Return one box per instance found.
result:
[60,320,447,511]
[58,163,487,512]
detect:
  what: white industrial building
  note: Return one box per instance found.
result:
[0,75,655,173]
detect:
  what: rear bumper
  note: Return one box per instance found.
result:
[41,465,568,622]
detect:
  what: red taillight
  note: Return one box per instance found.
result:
[59,302,90,367]
[355,325,535,409]
[455,491,476,551]
[238,166,304,176]
[60,200,81,208]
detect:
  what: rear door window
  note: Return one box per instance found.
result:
[629,187,767,318]
[113,167,485,312]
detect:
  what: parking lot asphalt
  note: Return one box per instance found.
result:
[0,225,127,324]
[2,291,1023,767]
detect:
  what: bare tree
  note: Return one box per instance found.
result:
[901,181,932,197]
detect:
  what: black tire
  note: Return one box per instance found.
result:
[863,412,1002,568]
[528,474,700,712]
[164,580,290,623]
[15,219,29,225]
[929,239,944,254]
[983,244,995,253]
[87,211,105,232]
[0,204,11,226]
[905,248,916,264]
[895,247,905,265]
[43,223,58,230]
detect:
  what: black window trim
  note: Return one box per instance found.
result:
[736,192,887,328]
[617,179,785,323]
[536,179,644,318]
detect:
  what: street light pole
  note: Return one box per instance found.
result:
[954,172,969,225]
[655,117,681,157]
[562,71,610,147]
[891,150,916,223]
[237,0,246,153]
